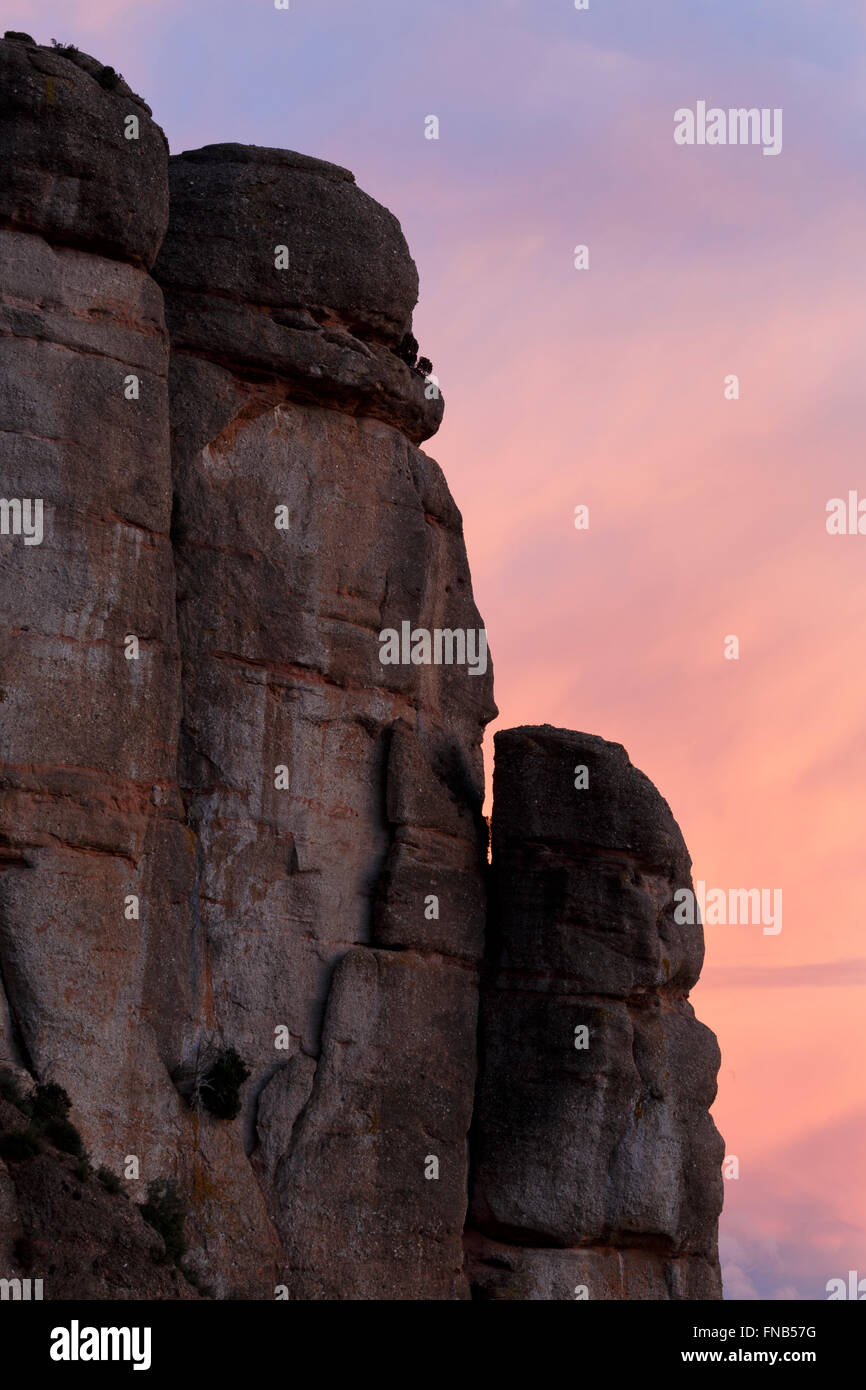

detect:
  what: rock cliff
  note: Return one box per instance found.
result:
[0,33,723,1300]
[466,728,724,1299]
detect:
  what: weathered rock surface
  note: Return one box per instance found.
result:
[0,38,277,1298]
[263,950,478,1299]
[153,144,442,444]
[465,1233,722,1301]
[0,30,186,1209]
[0,1096,199,1300]
[154,141,494,1298]
[465,727,725,1299]
[0,36,722,1301]
[0,33,167,263]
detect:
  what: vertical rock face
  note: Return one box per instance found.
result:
[151,143,495,1298]
[466,727,725,1299]
[0,37,283,1297]
[0,32,187,1188]
[1,39,723,1300]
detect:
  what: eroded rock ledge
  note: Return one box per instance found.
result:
[153,143,442,445]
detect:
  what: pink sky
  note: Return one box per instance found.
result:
[9,0,866,1298]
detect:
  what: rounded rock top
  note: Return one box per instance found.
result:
[155,142,420,346]
[174,142,355,182]
[0,35,168,266]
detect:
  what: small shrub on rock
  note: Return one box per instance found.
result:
[44,1116,86,1158]
[97,1165,123,1195]
[174,1038,250,1121]
[0,1129,42,1160]
[394,331,418,368]
[140,1178,187,1265]
[30,1081,72,1125]
[200,1047,250,1121]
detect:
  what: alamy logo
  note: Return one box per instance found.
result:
[826,492,866,534]
[674,102,782,156]
[0,497,43,545]
[673,881,782,935]
[50,1321,152,1371]
[826,1270,866,1299]
[0,1277,43,1300]
[378,622,488,676]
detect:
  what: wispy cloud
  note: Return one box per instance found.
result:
[703,959,866,990]
[721,1107,866,1299]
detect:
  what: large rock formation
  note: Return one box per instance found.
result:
[0,33,722,1300]
[152,141,494,1299]
[0,29,203,1258]
[466,728,724,1299]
